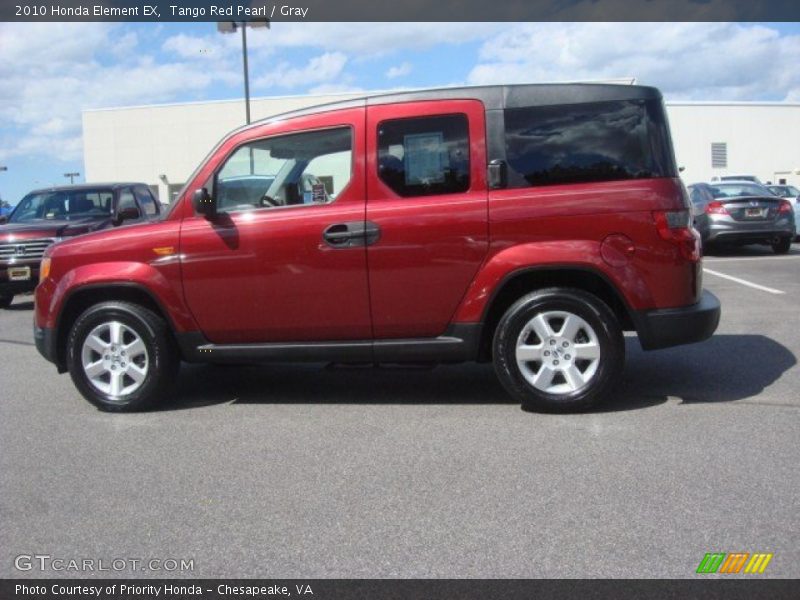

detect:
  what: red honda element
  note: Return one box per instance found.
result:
[34,84,720,412]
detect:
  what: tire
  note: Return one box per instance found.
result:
[66,301,179,412]
[772,236,792,254]
[492,288,624,413]
[0,294,13,309]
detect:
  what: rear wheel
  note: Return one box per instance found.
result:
[66,301,178,412]
[0,294,13,309]
[493,288,624,413]
[772,236,792,254]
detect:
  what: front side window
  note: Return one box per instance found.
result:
[118,188,137,211]
[504,99,677,188]
[377,114,470,197]
[215,127,353,212]
[134,185,159,215]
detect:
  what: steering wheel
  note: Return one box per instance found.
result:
[260,194,281,207]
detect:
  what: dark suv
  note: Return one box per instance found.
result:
[34,84,721,413]
[1,183,161,308]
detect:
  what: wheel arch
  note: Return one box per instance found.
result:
[475,266,634,362]
[54,283,179,371]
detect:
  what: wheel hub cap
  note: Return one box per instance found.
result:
[81,321,149,397]
[515,311,601,395]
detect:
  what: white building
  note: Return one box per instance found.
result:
[82,90,800,203]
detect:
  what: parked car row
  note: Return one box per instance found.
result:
[687,179,798,253]
[0,183,161,308]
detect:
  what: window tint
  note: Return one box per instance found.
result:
[504,99,676,188]
[118,188,138,212]
[216,127,352,212]
[134,185,159,215]
[377,114,469,197]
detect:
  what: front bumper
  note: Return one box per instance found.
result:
[0,260,41,295]
[34,323,59,366]
[632,290,721,350]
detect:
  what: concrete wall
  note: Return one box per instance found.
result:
[667,102,800,187]
[83,93,800,203]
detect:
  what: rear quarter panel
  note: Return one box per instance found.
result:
[454,177,700,323]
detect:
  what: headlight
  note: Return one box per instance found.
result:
[40,257,51,281]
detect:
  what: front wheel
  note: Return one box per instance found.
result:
[67,301,179,411]
[493,288,625,413]
[772,236,792,254]
[0,294,13,309]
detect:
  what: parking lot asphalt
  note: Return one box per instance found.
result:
[1,246,799,579]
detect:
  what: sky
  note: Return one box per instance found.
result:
[1,21,799,203]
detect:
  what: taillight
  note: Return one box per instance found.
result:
[778,200,793,214]
[653,210,701,261]
[706,201,728,215]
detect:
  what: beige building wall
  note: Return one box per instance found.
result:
[667,102,800,187]
[83,93,800,204]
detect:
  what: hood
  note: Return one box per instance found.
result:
[0,216,112,241]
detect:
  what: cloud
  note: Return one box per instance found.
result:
[0,23,240,162]
[253,52,348,90]
[467,22,800,101]
[386,62,413,79]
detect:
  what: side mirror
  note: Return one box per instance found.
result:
[193,188,216,219]
[487,159,508,190]
[0,215,7,225]
[114,205,140,226]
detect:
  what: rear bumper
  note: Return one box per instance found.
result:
[632,290,721,350]
[705,219,794,244]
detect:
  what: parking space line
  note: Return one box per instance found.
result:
[705,255,800,263]
[703,268,785,295]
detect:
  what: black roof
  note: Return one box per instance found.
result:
[239,83,662,133]
[26,182,147,195]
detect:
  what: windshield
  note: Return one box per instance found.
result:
[710,183,773,198]
[9,189,114,223]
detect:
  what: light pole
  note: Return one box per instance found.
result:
[217,19,269,124]
[64,172,80,184]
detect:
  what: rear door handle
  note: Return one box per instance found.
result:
[323,222,381,248]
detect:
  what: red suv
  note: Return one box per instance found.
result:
[34,84,720,412]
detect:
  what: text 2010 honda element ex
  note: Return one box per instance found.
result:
[34,84,721,412]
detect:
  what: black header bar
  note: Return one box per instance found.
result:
[2,0,800,22]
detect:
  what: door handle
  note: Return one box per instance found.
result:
[323,222,381,248]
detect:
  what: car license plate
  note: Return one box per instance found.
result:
[8,266,31,281]
[745,207,765,218]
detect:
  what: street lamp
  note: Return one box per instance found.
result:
[64,172,80,184]
[217,19,269,124]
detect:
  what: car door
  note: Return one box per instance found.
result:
[365,100,489,339]
[179,108,371,344]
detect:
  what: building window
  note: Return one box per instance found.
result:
[711,143,727,169]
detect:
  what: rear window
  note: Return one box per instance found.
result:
[503,99,677,188]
